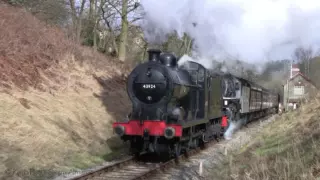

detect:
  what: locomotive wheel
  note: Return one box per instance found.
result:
[129,139,143,157]
[173,143,181,158]
[199,138,205,149]
[193,138,199,148]
[129,147,141,157]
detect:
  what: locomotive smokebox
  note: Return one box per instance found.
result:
[147,49,162,62]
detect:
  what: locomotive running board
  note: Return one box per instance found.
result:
[182,119,208,128]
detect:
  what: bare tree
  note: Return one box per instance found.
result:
[117,0,129,62]
[292,46,314,77]
[100,0,141,61]
[89,0,106,51]
[101,1,120,55]
[68,0,86,43]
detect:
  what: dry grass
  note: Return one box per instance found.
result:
[210,95,320,180]
[0,3,69,90]
[0,3,130,91]
[0,3,131,180]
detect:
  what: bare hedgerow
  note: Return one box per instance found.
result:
[0,4,130,92]
[0,5,72,90]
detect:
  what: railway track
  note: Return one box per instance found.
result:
[65,115,275,180]
[67,144,210,180]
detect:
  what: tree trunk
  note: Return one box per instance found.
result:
[178,33,187,56]
[68,0,86,43]
[93,24,97,51]
[118,0,128,62]
[69,0,77,41]
[89,0,94,21]
[108,28,119,56]
[76,19,83,43]
[142,42,148,60]
[92,0,98,51]
[185,38,193,55]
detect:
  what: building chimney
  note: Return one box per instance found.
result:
[290,64,300,78]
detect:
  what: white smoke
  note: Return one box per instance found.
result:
[224,118,247,140]
[223,121,238,140]
[139,0,320,67]
[138,0,320,139]
[178,54,215,69]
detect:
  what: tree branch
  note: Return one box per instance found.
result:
[127,2,139,14]
[105,0,122,16]
[130,16,142,23]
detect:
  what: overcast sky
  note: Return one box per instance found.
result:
[139,0,320,65]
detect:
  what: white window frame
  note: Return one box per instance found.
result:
[293,85,305,96]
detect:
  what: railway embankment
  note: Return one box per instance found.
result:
[145,97,319,180]
[207,96,320,180]
[0,4,130,180]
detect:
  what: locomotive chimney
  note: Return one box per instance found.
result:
[147,49,162,62]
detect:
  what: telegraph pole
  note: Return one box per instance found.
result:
[287,59,292,110]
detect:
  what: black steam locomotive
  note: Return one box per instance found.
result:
[113,49,280,157]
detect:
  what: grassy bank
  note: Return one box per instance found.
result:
[210,98,320,180]
[0,4,131,180]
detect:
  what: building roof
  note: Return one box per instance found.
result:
[292,64,299,69]
[284,72,318,89]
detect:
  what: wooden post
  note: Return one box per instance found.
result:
[199,160,204,176]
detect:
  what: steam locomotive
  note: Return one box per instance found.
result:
[112,49,280,157]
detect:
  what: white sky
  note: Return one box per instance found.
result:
[139,0,320,65]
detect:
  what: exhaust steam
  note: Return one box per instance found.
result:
[224,116,248,140]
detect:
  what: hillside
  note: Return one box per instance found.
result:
[0,4,130,180]
[209,95,320,180]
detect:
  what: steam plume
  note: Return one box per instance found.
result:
[138,0,320,139]
[139,0,320,66]
[224,118,247,140]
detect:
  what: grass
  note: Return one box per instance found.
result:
[210,97,320,180]
[0,90,130,180]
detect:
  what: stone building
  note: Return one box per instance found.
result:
[283,64,318,110]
